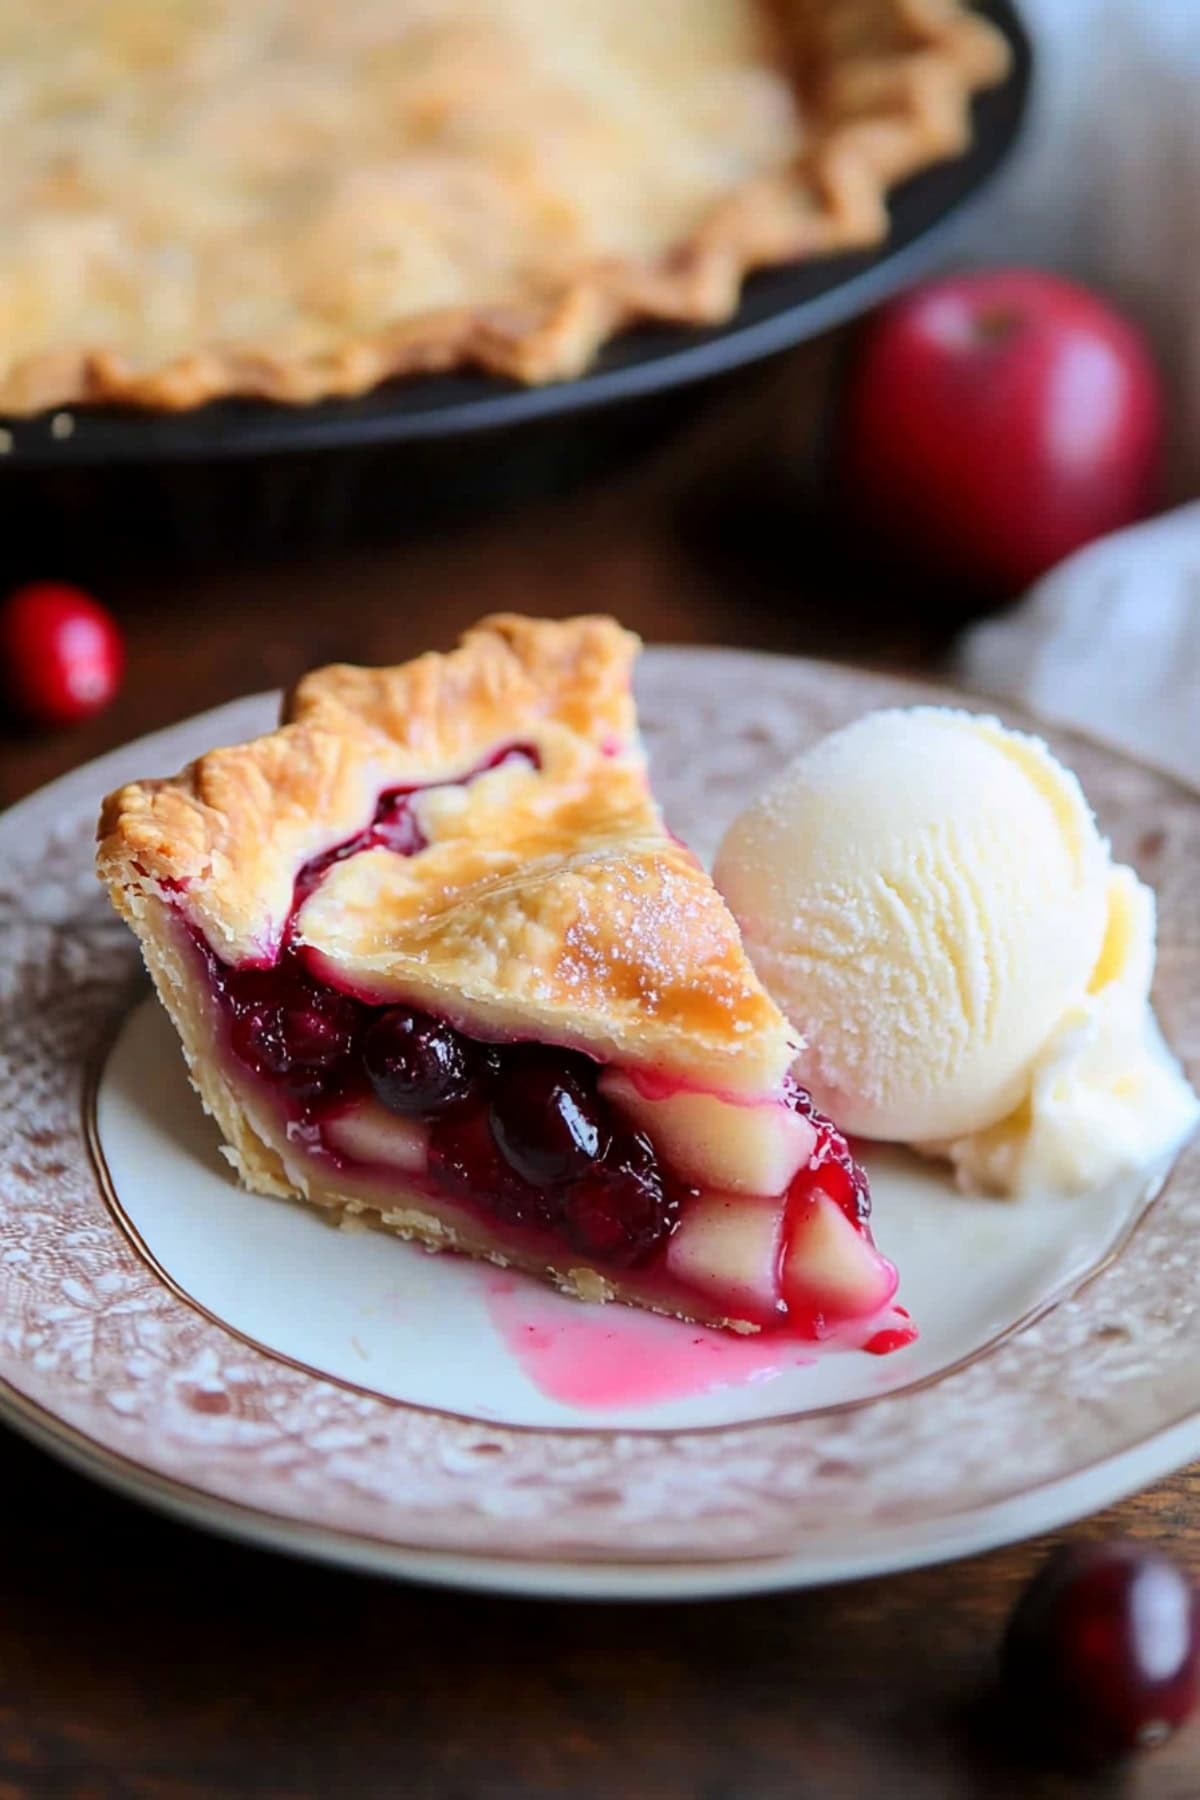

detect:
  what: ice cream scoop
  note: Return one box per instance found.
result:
[927,863,1199,1193]
[714,707,1198,1194]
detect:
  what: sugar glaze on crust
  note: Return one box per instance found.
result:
[99,615,641,959]
[6,0,1009,415]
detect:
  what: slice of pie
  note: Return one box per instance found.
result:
[97,615,896,1336]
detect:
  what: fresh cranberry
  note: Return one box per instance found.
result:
[489,1051,609,1186]
[563,1129,678,1267]
[0,581,124,727]
[363,1008,476,1116]
[1003,1541,1200,1762]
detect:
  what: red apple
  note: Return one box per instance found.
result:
[0,581,124,727]
[835,270,1164,596]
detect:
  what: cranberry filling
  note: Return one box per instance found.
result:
[183,742,877,1294]
[562,1126,683,1267]
[488,1049,609,1186]
[211,948,368,1106]
[293,794,425,908]
[201,941,870,1276]
[292,743,537,909]
[363,1009,478,1116]
[789,1084,872,1224]
[194,743,538,1105]
[196,971,873,1279]
[398,1037,685,1266]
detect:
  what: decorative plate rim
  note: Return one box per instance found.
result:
[7,1367,1200,1598]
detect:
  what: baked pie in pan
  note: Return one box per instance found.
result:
[6,1,1008,414]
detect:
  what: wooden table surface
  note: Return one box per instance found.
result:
[1,366,1197,1798]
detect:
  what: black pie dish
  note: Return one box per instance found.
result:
[0,0,1031,569]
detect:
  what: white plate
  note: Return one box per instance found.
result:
[1,651,1198,1598]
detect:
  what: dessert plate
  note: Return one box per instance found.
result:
[2,651,1198,1599]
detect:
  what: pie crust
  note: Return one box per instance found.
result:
[98,613,797,1096]
[6,0,1009,415]
[96,616,872,1329]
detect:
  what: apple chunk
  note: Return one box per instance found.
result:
[782,1191,897,1324]
[665,1193,787,1325]
[323,1101,429,1174]
[599,1072,817,1195]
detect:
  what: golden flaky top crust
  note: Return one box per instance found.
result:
[3,0,1008,415]
[98,616,798,1097]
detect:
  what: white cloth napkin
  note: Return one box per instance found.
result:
[957,504,1200,789]
[953,0,1200,495]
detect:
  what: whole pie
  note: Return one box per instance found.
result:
[97,615,897,1335]
[5,1,1008,414]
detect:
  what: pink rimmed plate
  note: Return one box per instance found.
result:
[1,650,1197,1600]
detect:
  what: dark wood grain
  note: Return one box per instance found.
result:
[2,362,1197,1799]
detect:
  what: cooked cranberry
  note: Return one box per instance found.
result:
[370,795,425,856]
[847,1161,871,1223]
[363,1008,475,1116]
[1003,1541,1200,1762]
[282,999,357,1067]
[563,1130,678,1267]
[428,1104,504,1195]
[489,1051,608,1186]
[228,977,358,1089]
[230,1003,292,1078]
[789,1085,871,1222]
[810,1154,871,1224]
[428,1106,561,1229]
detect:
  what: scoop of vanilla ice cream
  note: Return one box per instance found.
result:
[926,865,1199,1193]
[714,707,1198,1190]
